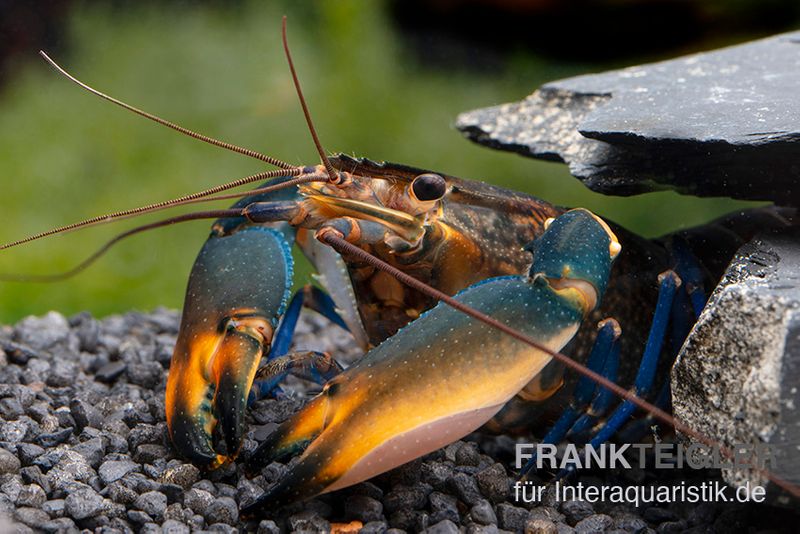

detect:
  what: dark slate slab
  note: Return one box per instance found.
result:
[671,228,800,504]
[456,31,800,204]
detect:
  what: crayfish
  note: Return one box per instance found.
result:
[3,17,798,515]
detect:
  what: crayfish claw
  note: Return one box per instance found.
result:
[166,227,294,468]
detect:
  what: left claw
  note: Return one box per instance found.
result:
[165,227,294,468]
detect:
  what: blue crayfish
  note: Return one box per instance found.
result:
[2,18,796,514]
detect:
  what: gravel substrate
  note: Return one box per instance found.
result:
[0,309,797,533]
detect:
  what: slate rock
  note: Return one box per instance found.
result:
[72,437,106,468]
[360,521,389,534]
[14,312,72,352]
[127,509,153,525]
[457,31,800,204]
[429,491,460,524]
[134,444,168,464]
[672,229,800,500]
[420,461,453,492]
[183,488,215,515]
[161,463,200,490]
[526,518,558,534]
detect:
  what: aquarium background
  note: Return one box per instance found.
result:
[0,0,798,322]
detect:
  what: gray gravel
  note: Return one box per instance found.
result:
[0,309,797,533]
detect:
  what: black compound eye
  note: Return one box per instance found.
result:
[411,173,446,201]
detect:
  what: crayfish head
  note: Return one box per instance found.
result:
[528,208,621,313]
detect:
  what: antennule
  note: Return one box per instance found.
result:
[281,17,338,183]
[0,209,245,283]
[0,167,305,251]
[39,51,295,169]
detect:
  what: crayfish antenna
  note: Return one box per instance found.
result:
[0,209,249,282]
[0,168,315,251]
[38,51,295,169]
[281,16,338,183]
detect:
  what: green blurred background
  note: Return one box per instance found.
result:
[0,0,797,323]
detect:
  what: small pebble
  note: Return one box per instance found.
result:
[15,484,46,508]
[470,500,497,525]
[423,519,461,534]
[205,496,239,525]
[65,486,105,520]
[575,514,613,534]
[525,518,558,534]
[346,494,384,522]
[0,447,21,474]
[99,459,139,484]
[257,519,281,534]
[135,490,168,521]
[447,472,482,506]
[475,463,509,503]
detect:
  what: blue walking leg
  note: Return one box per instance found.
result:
[268,289,305,361]
[269,285,350,361]
[672,237,707,318]
[303,285,350,332]
[520,319,620,477]
[557,271,681,480]
[249,351,343,401]
[616,381,672,444]
[567,342,620,440]
[250,285,350,403]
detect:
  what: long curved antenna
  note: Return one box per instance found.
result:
[318,232,800,500]
[0,174,329,277]
[0,167,307,251]
[281,17,338,183]
[0,209,245,282]
[39,51,295,169]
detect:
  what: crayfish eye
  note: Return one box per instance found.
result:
[411,173,446,201]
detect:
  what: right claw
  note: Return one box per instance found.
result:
[165,227,294,468]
